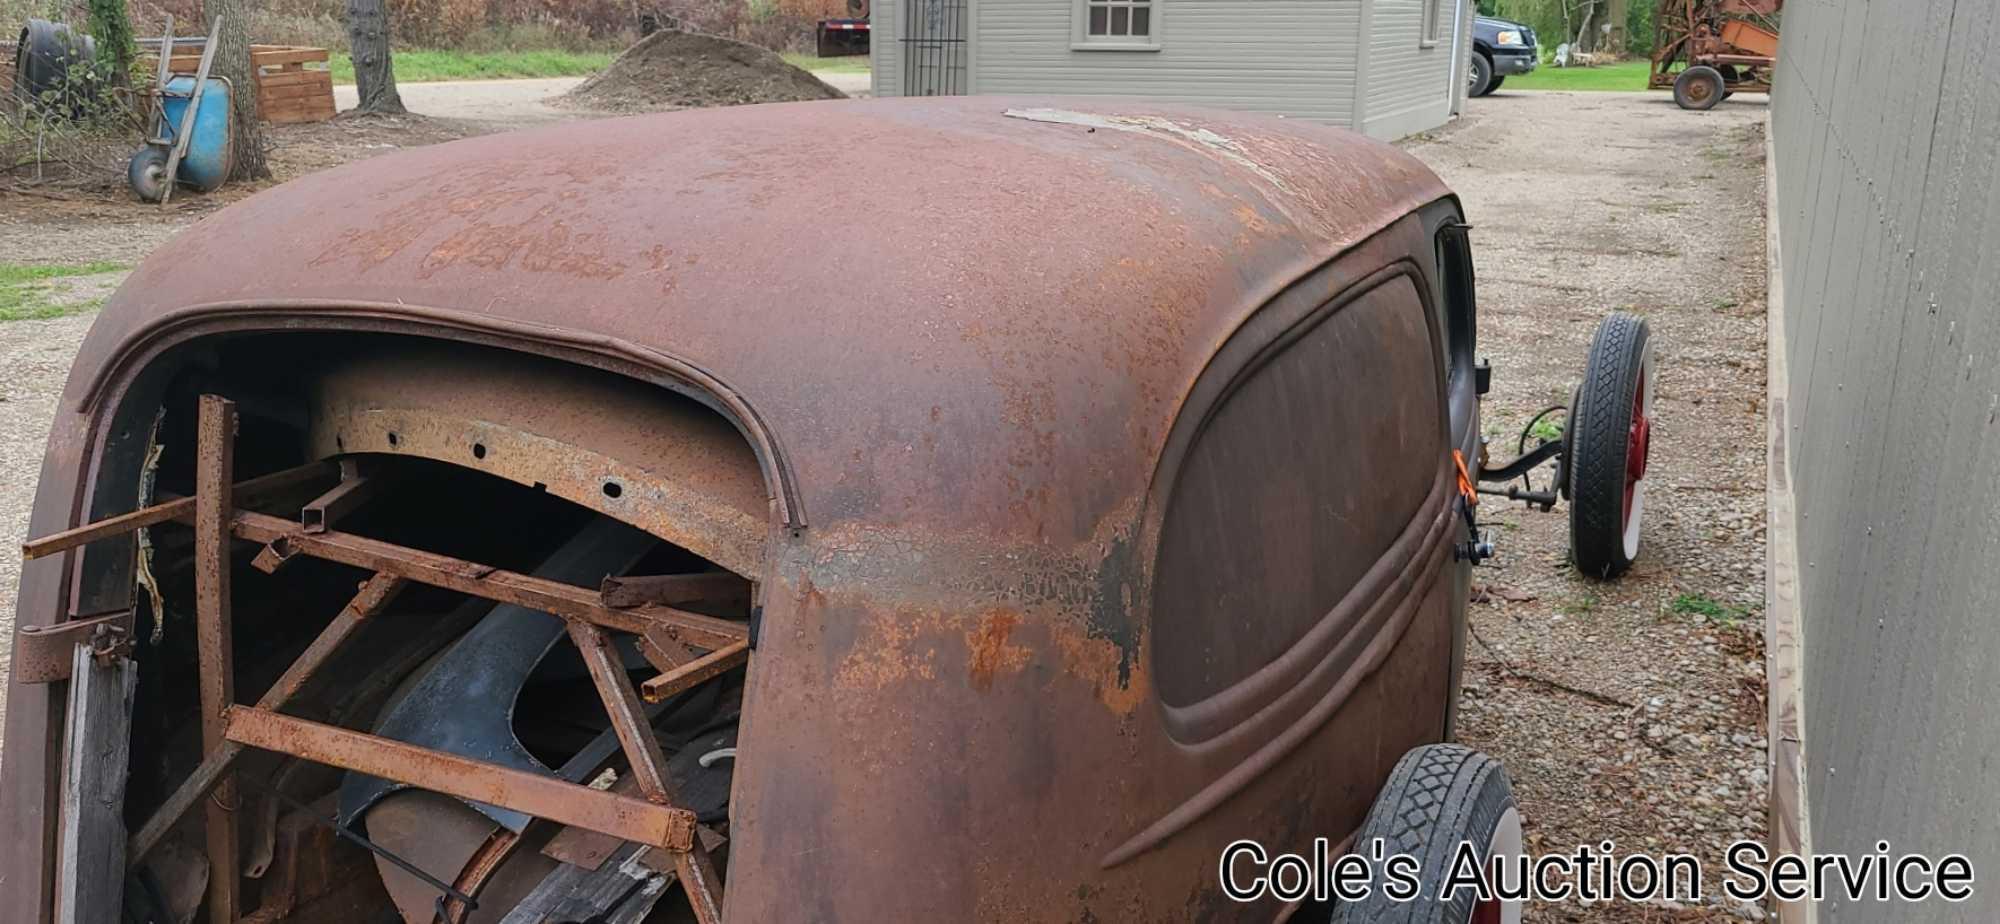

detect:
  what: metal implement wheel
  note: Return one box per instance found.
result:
[1468,54,1495,97]
[128,145,170,203]
[1324,745,1522,924]
[1673,65,1726,110]
[1567,312,1653,578]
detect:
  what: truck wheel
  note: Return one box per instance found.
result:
[1326,744,1522,923]
[1468,54,1495,97]
[1567,312,1652,579]
[1673,65,1725,110]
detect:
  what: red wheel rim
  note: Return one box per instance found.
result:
[1470,896,1503,924]
[1622,367,1650,529]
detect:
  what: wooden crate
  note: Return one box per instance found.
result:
[146,44,336,124]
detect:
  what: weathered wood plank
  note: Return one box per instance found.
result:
[500,844,672,924]
[256,69,333,89]
[55,645,139,924]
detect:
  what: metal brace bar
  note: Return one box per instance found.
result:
[569,621,726,919]
[640,641,749,704]
[212,510,749,650]
[222,707,697,851]
[193,394,240,924]
[600,573,750,611]
[129,574,406,865]
[567,621,678,801]
[300,460,385,534]
[20,461,334,560]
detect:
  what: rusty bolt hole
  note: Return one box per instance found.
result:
[472,442,487,460]
[602,481,623,499]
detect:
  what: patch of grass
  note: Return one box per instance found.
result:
[1501,58,1651,92]
[1529,415,1565,443]
[1669,592,1752,627]
[0,262,124,321]
[1557,591,1599,616]
[328,49,617,84]
[781,53,872,75]
[1713,297,1740,311]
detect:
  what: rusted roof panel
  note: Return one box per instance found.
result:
[75,96,1448,539]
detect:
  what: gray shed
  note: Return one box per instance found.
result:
[870,0,1475,139]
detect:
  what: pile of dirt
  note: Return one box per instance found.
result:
[561,30,845,113]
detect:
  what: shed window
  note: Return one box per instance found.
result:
[1076,0,1157,48]
[1422,0,1445,47]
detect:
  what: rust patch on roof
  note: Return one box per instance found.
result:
[1003,107,1295,193]
[965,610,1029,692]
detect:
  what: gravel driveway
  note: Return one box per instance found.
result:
[0,89,1770,919]
[1407,90,1771,922]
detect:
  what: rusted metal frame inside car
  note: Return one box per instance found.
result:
[24,394,737,919]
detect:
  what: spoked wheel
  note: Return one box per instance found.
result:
[1324,745,1523,924]
[1567,312,1653,578]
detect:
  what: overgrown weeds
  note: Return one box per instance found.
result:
[4,65,148,194]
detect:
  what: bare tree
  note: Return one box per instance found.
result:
[346,0,405,114]
[199,1,269,180]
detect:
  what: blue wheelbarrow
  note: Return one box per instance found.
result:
[129,17,235,203]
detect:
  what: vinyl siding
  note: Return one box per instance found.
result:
[1361,0,1460,138]
[871,0,900,96]
[882,0,1362,125]
[872,0,1469,138]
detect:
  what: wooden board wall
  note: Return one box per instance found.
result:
[145,43,337,123]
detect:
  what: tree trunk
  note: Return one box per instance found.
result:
[199,1,269,181]
[1573,0,1598,53]
[346,0,406,114]
[1605,0,1629,55]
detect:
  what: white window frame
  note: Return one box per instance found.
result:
[1072,0,1161,51]
[1421,0,1445,48]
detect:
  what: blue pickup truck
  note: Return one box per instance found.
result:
[1470,15,1539,97]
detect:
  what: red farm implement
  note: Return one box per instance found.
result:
[1650,0,1782,110]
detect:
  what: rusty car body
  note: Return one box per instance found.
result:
[4,97,1506,922]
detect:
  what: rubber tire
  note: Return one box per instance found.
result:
[1324,744,1520,923]
[1567,312,1651,579]
[13,20,94,114]
[1673,65,1725,110]
[128,146,170,203]
[1468,54,1495,97]
[1487,76,1505,93]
